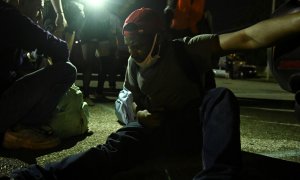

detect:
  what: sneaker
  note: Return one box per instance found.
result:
[2,125,61,150]
[84,97,95,106]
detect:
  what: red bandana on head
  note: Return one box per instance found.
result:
[123,7,164,37]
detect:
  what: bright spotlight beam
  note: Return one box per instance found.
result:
[86,0,106,8]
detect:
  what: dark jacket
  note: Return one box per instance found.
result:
[0,1,69,94]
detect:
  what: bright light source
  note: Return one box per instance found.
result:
[86,0,106,8]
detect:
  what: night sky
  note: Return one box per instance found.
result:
[206,0,288,33]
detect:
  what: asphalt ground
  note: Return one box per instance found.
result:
[0,77,300,179]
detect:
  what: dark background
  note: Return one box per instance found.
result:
[117,0,288,33]
[114,0,289,67]
[206,0,288,33]
[71,0,290,71]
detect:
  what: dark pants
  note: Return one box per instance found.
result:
[96,55,117,94]
[11,88,241,180]
[0,62,77,133]
[81,42,97,98]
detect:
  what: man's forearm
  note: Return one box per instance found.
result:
[219,11,300,52]
[244,11,300,48]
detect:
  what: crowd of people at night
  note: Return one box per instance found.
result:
[1,0,300,179]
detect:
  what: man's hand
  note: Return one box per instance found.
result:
[136,110,162,128]
[55,13,67,28]
[53,13,67,38]
[51,0,68,38]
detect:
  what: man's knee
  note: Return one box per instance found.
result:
[207,87,236,101]
[53,62,77,83]
[202,87,239,115]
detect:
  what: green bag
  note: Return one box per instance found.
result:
[49,84,89,139]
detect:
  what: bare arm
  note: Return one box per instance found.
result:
[50,0,67,37]
[219,11,300,54]
[51,0,64,14]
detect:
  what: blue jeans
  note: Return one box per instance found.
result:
[11,88,241,180]
[0,62,77,133]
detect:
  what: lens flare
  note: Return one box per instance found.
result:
[86,0,105,8]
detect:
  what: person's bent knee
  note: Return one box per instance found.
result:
[208,87,235,98]
[65,61,77,81]
[204,87,238,108]
[53,61,77,83]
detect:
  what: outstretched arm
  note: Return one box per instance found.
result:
[218,11,300,54]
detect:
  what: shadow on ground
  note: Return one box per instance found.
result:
[1,147,300,180]
[111,151,300,180]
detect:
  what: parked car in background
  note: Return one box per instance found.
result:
[270,0,300,121]
[270,0,300,93]
[217,53,257,79]
[238,64,257,78]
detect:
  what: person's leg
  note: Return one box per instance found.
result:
[106,47,117,91]
[96,42,117,95]
[96,56,106,96]
[81,42,97,105]
[108,55,117,90]
[0,62,76,133]
[10,121,159,179]
[97,57,117,93]
[194,87,242,180]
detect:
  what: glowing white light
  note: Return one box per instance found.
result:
[86,0,105,8]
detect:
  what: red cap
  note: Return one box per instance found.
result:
[123,8,164,36]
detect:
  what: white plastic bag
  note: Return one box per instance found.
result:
[115,89,136,125]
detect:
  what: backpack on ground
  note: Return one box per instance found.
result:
[115,88,136,125]
[49,84,89,139]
